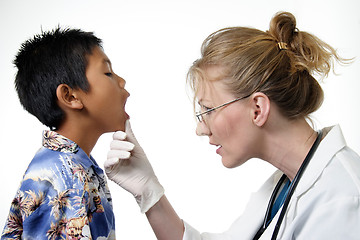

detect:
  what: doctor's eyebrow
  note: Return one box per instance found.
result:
[197,99,211,106]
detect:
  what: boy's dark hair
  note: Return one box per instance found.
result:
[14,27,102,130]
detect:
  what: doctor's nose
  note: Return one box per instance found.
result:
[196,121,211,136]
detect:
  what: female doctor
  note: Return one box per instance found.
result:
[105,11,360,239]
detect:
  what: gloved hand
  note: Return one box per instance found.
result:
[104,120,164,213]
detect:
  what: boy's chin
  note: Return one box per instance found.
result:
[116,126,126,132]
[111,114,129,132]
[115,122,127,132]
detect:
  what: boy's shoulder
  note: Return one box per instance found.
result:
[21,130,92,192]
[22,148,84,193]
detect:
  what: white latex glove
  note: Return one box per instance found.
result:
[105,120,164,213]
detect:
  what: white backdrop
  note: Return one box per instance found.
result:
[0,0,359,238]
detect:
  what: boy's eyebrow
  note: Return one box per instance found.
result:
[103,58,112,65]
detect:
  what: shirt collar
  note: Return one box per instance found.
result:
[42,130,79,153]
[42,130,102,171]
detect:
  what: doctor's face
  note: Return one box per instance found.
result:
[195,68,257,168]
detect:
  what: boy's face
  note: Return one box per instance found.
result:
[80,46,130,132]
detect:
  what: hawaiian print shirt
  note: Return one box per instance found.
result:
[1,131,116,240]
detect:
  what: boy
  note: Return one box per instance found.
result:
[1,27,129,239]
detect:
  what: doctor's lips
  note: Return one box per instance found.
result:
[210,142,222,154]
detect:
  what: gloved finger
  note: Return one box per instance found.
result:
[125,120,140,145]
[113,131,127,140]
[104,157,130,169]
[104,157,119,169]
[107,149,131,160]
[110,140,135,151]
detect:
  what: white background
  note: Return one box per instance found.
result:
[0,0,359,239]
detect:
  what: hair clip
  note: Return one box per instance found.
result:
[277,42,288,50]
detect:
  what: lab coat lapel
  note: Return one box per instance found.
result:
[292,125,346,198]
[263,125,346,239]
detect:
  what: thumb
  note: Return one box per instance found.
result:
[125,120,140,145]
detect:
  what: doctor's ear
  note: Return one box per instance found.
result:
[250,92,270,127]
[56,84,84,110]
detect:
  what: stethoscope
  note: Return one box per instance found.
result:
[253,130,323,240]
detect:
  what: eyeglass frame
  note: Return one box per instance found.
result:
[196,93,251,122]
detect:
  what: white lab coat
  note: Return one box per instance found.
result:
[183,125,360,239]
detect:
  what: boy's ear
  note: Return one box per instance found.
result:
[250,92,270,127]
[56,84,84,110]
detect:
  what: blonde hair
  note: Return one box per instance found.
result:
[187,11,348,119]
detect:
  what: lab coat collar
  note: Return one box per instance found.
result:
[291,125,346,198]
[261,125,347,239]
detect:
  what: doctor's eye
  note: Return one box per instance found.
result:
[105,72,113,77]
[202,105,213,112]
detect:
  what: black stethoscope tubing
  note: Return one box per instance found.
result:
[253,130,323,240]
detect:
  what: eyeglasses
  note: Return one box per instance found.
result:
[196,94,251,123]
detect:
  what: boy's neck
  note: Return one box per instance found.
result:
[56,126,101,157]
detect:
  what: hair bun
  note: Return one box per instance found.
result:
[269,11,297,45]
[268,11,347,77]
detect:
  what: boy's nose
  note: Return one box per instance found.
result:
[116,75,130,98]
[117,75,126,88]
[196,121,211,136]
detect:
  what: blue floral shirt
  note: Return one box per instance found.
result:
[1,131,116,240]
